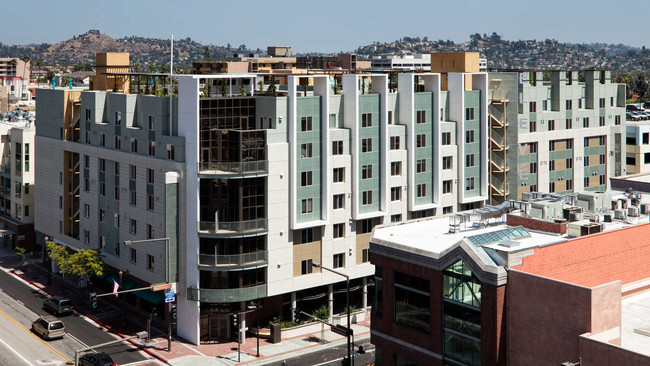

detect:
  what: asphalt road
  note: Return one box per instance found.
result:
[276,338,376,366]
[0,258,147,365]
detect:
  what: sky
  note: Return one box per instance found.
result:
[4,0,648,53]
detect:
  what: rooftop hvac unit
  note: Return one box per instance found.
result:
[614,209,626,220]
[569,212,583,222]
[568,222,604,237]
[628,206,640,217]
[641,203,650,215]
[603,214,613,222]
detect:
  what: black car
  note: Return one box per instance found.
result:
[79,352,117,366]
[43,296,73,316]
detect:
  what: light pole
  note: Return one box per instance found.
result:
[248,300,262,357]
[119,270,126,326]
[312,262,351,366]
[44,236,51,285]
[124,237,172,351]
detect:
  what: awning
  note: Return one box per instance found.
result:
[134,289,164,305]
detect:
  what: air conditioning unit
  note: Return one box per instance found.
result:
[629,206,640,217]
[614,209,626,220]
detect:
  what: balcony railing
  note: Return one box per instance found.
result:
[186,284,267,303]
[198,160,268,176]
[198,251,267,269]
[198,218,268,238]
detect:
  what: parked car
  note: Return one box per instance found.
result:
[78,352,117,366]
[627,104,640,112]
[643,102,650,110]
[31,316,65,340]
[627,112,642,121]
[43,296,73,316]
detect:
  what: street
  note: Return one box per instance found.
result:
[277,338,376,366]
[0,258,150,365]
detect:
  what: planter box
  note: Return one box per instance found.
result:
[281,322,323,338]
[331,310,365,326]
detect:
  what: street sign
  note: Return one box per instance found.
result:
[165,288,175,303]
[17,235,25,241]
[152,283,172,291]
[331,324,353,337]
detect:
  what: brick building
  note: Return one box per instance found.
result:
[370,190,650,365]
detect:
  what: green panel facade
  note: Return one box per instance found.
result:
[414,92,434,205]
[358,94,381,213]
[296,97,322,223]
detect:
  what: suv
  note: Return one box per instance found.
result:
[79,352,117,366]
[43,296,73,316]
[31,316,65,340]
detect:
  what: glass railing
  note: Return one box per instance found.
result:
[198,218,268,236]
[187,284,267,303]
[198,251,267,267]
[198,160,268,175]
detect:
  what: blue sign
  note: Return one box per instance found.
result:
[165,288,175,303]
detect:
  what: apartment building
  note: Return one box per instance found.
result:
[0,58,30,102]
[0,114,35,249]
[35,52,489,345]
[488,70,627,204]
[623,120,650,174]
[370,190,650,366]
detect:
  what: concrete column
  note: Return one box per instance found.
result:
[291,291,297,313]
[328,284,334,322]
[362,277,368,309]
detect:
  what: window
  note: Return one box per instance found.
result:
[362,190,373,205]
[599,136,606,146]
[333,223,345,238]
[332,140,343,155]
[301,116,313,131]
[465,130,475,143]
[442,132,451,145]
[147,255,155,271]
[443,206,453,214]
[148,141,156,156]
[362,164,373,179]
[330,113,337,128]
[99,182,105,196]
[549,181,555,192]
[362,248,369,263]
[147,195,154,211]
[114,213,120,228]
[84,230,90,244]
[465,154,475,167]
[600,175,606,185]
[115,111,122,125]
[529,120,537,132]
[391,187,401,201]
[610,97,614,107]
[114,186,120,200]
[301,228,314,243]
[333,167,344,183]
[549,141,556,151]
[300,143,313,158]
[333,194,344,209]
[301,171,313,186]
[416,134,426,148]
[361,113,372,127]
[599,98,606,108]
[114,242,120,257]
[85,131,91,144]
[147,169,154,184]
[130,248,137,263]
[148,115,155,130]
[566,158,573,169]
[530,161,538,173]
[566,179,573,190]
[390,136,400,150]
[388,111,393,124]
[24,144,29,172]
[466,177,475,191]
[579,99,583,109]
[548,120,555,131]
[99,158,106,172]
[301,198,313,214]
[584,156,590,167]
[566,118,572,129]
[529,101,536,113]
[130,165,136,180]
[530,184,537,192]
[549,160,555,171]
[583,117,589,128]
[130,138,137,153]
[416,110,426,124]
[585,177,590,187]
[391,162,401,176]
[416,159,426,173]
[99,133,105,147]
[394,271,430,332]
[84,203,90,218]
[99,236,105,250]
[114,136,121,150]
[301,259,313,275]
[465,107,475,120]
[644,133,649,145]
[130,218,137,234]
[615,115,621,125]
[114,161,120,176]
[24,183,29,195]
[443,156,452,170]
[543,100,549,111]
[333,253,345,268]
[99,209,105,222]
[360,218,374,233]
[167,144,175,160]
[85,109,92,122]
[147,224,154,239]
[566,100,572,110]
[599,116,605,127]
[362,138,373,152]
[130,190,136,205]
[600,154,606,165]
[417,184,426,197]
[391,214,402,223]
[443,180,452,194]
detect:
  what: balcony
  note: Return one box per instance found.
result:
[186,284,267,303]
[198,160,268,179]
[198,218,268,238]
[198,251,268,270]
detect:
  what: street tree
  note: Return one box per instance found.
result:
[47,240,104,287]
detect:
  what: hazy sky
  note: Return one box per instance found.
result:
[4,0,647,52]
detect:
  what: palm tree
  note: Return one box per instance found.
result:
[20,56,30,99]
[35,59,43,87]
[9,59,17,76]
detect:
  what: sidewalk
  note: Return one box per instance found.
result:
[0,247,372,366]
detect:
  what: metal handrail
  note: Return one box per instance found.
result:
[198,218,268,234]
[198,251,267,267]
[198,160,268,174]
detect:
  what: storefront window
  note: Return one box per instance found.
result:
[394,271,430,332]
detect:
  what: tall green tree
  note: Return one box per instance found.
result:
[47,240,104,286]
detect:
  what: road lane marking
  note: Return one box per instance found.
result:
[0,337,35,366]
[0,309,72,364]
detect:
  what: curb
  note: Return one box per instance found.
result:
[9,267,170,365]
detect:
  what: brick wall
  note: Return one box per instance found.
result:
[512,222,650,287]
[506,214,567,235]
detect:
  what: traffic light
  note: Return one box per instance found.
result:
[170,304,177,319]
[89,292,97,309]
[233,313,239,327]
[293,307,301,323]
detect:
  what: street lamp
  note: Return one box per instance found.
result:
[123,238,172,352]
[312,262,351,366]
[248,300,262,357]
[119,270,127,327]
[44,236,51,285]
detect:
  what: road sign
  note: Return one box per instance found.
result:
[331,324,353,337]
[152,283,172,291]
[165,288,175,303]
[17,235,25,241]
